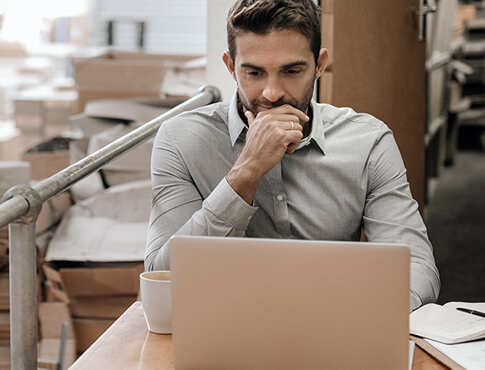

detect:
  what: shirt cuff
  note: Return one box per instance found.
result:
[410,291,423,312]
[203,177,258,231]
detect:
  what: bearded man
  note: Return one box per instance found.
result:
[145,0,440,311]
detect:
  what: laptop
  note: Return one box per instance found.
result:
[170,236,410,370]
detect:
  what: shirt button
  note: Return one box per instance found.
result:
[276,194,285,201]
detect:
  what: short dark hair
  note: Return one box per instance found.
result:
[227,0,321,63]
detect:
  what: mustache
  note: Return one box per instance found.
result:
[253,98,298,109]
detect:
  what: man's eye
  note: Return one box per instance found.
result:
[286,69,302,75]
[247,71,260,76]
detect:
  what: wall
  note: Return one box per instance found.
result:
[207,0,236,101]
[91,0,206,55]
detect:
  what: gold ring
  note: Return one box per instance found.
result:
[290,121,295,130]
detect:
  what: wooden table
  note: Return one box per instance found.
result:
[71,302,447,369]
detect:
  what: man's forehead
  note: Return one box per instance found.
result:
[233,29,314,66]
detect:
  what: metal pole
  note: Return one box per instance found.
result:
[9,222,38,370]
[34,85,220,202]
[0,85,221,370]
[3,185,42,370]
[0,85,221,228]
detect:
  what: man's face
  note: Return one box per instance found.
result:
[223,29,327,117]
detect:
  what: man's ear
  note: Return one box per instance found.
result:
[315,48,328,79]
[222,51,237,80]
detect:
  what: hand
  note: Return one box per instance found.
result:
[226,104,309,203]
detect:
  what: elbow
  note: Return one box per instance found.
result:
[144,252,155,272]
[144,246,170,271]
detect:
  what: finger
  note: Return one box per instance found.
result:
[245,110,255,126]
[287,120,303,131]
[283,129,304,147]
[286,143,297,153]
[267,104,309,122]
[265,114,304,129]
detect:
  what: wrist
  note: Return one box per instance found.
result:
[226,163,262,204]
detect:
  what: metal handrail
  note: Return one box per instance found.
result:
[0,85,221,370]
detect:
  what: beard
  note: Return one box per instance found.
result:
[237,76,316,118]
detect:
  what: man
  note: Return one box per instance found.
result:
[145,0,440,310]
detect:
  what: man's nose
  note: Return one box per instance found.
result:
[262,77,285,103]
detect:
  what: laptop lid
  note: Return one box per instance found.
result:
[170,236,410,370]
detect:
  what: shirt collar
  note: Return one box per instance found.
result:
[227,91,326,154]
[228,91,247,147]
[306,99,326,154]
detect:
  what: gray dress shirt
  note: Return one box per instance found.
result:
[145,93,440,311]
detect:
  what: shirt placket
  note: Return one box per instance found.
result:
[265,162,291,237]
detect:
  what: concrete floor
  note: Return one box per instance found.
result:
[426,146,485,304]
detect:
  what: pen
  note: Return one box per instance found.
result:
[456,307,485,319]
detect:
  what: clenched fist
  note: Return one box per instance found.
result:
[226,104,309,203]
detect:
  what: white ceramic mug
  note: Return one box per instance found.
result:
[140,270,172,334]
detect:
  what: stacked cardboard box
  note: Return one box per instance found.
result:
[73,50,197,112]
[22,138,72,233]
[0,345,8,370]
[0,308,8,369]
[0,273,8,312]
[0,121,22,161]
[0,310,8,347]
[0,228,7,270]
[40,181,150,354]
[0,161,32,367]
[38,302,76,370]
[43,263,143,354]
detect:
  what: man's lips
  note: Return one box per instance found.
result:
[256,104,277,112]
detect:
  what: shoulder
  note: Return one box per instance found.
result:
[314,104,392,149]
[315,102,391,136]
[154,101,230,144]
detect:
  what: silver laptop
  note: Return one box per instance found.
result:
[170,236,410,370]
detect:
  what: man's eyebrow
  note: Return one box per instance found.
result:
[240,61,309,70]
[281,61,308,69]
[240,63,265,71]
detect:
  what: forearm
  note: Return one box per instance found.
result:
[410,257,440,311]
[145,177,258,271]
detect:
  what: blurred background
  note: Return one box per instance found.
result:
[0,0,484,368]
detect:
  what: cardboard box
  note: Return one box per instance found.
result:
[69,113,123,138]
[74,51,165,113]
[39,302,74,339]
[72,318,114,354]
[0,161,31,196]
[42,264,139,354]
[45,181,150,263]
[0,346,9,370]
[38,339,75,370]
[35,191,72,233]
[321,13,334,67]
[0,311,9,341]
[0,273,8,311]
[84,99,165,124]
[43,263,143,300]
[87,125,152,184]
[73,50,198,112]
[21,138,72,232]
[14,90,76,136]
[68,296,136,320]
[38,302,76,370]
[0,121,22,161]
[22,137,72,180]
[320,71,333,104]
[161,57,207,97]
[69,139,104,202]
[0,40,27,58]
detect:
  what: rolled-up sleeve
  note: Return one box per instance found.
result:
[363,131,440,311]
[145,124,257,271]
